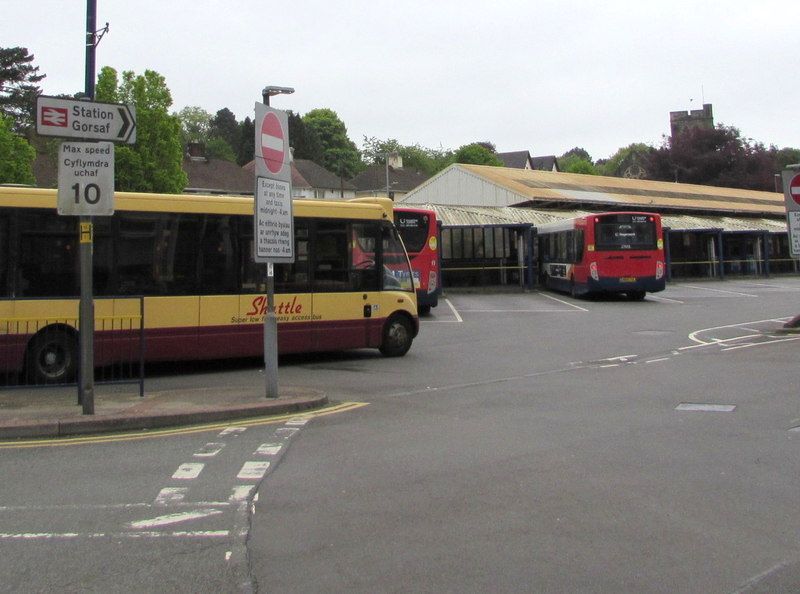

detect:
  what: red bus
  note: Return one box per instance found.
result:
[394,207,442,315]
[537,212,666,300]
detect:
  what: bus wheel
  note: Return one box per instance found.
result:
[25,328,78,384]
[379,315,413,357]
[627,290,646,301]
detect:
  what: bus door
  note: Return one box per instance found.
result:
[311,220,377,351]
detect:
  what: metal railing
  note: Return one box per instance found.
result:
[0,299,144,394]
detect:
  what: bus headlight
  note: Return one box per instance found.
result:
[656,261,664,279]
[589,262,599,281]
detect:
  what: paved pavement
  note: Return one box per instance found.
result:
[0,382,327,440]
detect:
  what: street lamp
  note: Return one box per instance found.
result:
[262,85,295,106]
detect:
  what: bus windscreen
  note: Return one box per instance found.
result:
[594,214,657,250]
[394,212,430,253]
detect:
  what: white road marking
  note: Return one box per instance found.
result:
[229,485,256,502]
[275,427,299,438]
[237,461,271,480]
[172,463,204,480]
[0,531,229,540]
[219,427,246,436]
[445,298,464,323]
[676,403,736,412]
[645,357,670,364]
[255,443,283,456]
[537,291,590,312]
[193,442,226,457]
[154,487,188,505]
[682,284,758,297]
[647,294,684,304]
[128,509,224,529]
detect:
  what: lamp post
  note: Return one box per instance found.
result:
[259,84,293,399]
[262,85,295,106]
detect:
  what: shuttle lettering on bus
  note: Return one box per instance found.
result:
[246,295,303,316]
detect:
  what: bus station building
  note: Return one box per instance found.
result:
[396,164,795,289]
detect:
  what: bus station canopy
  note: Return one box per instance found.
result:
[400,164,786,218]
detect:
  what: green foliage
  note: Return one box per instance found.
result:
[0,47,45,133]
[774,147,800,171]
[176,105,212,145]
[0,114,35,184]
[288,110,324,164]
[360,136,453,175]
[209,108,240,154]
[96,67,187,193]
[301,108,361,178]
[236,116,254,166]
[596,143,654,178]
[647,125,778,190]
[206,136,236,162]
[452,143,503,166]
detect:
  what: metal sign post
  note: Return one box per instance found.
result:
[254,96,294,399]
[781,166,800,259]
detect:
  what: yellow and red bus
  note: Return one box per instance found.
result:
[537,212,666,300]
[393,206,441,315]
[0,187,418,384]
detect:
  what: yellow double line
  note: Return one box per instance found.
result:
[0,401,368,449]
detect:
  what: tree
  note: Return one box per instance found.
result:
[597,143,654,178]
[558,147,596,174]
[0,114,35,184]
[235,116,255,166]
[301,108,361,178]
[176,105,211,146]
[95,67,187,193]
[647,125,777,190]
[452,143,503,166]
[288,110,324,164]
[209,108,239,150]
[0,47,45,133]
[360,136,453,175]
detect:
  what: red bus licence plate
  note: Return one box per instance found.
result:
[620,277,637,282]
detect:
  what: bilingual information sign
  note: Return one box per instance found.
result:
[254,176,294,263]
[57,141,115,216]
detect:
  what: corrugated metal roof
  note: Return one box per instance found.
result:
[419,204,786,233]
[403,164,786,216]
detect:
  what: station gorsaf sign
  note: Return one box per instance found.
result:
[36,95,136,144]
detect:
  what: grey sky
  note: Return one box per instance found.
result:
[7,0,800,161]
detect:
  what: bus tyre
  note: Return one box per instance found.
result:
[26,329,78,384]
[379,315,413,357]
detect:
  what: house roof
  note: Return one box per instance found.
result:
[496,151,532,169]
[401,164,786,217]
[349,164,430,193]
[530,155,559,171]
[183,157,253,194]
[243,159,355,191]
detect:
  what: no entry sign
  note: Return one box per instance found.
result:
[254,103,291,183]
[788,173,800,208]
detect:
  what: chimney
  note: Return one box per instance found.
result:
[187,142,207,162]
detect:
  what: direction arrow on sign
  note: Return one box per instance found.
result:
[36,95,137,144]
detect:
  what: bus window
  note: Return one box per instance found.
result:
[275,220,311,293]
[18,211,78,297]
[313,220,350,291]
[0,214,8,297]
[199,215,237,295]
[382,225,414,292]
[351,222,380,292]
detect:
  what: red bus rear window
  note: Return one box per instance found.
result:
[394,212,430,253]
[595,214,657,250]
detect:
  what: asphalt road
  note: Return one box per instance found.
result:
[1,279,799,593]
